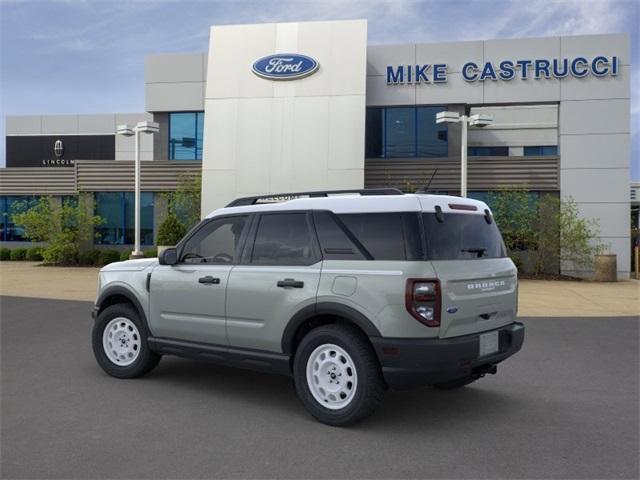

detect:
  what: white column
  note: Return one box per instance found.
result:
[460,115,468,198]
[133,128,142,257]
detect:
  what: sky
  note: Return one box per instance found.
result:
[1,0,638,178]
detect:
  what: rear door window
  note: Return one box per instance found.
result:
[250,213,318,266]
[423,212,506,260]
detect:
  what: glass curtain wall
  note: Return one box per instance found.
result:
[95,192,154,245]
[365,106,448,158]
[169,112,204,160]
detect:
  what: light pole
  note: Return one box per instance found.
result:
[116,121,159,259]
[436,111,493,197]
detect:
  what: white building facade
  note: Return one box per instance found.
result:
[2,20,632,277]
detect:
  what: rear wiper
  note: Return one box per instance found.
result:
[461,247,487,258]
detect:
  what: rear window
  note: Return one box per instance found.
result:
[334,213,422,261]
[423,213,506,260]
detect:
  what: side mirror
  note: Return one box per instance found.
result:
[159,247,178,266]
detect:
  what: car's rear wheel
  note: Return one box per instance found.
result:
[92,303,160,378]
[293,324,386,426]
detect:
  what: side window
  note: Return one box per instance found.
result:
[336,213,422,261]
[313,211,366,260]
[251,213,316,266]
[180,216,248,264]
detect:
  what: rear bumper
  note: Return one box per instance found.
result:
[371,322,525,390]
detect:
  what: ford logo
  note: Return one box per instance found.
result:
[252,54,319,80]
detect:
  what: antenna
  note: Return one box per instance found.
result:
[416,169,438,194]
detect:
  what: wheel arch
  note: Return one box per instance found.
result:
[281,302,381,355]
[95,285,150,332]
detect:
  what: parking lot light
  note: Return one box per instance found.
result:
[436,111,493,197]
[116,121,159,258]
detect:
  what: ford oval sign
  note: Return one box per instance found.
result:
[252,54,319,80]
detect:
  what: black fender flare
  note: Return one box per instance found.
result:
[281,302,381,354]
[94,285,150,332]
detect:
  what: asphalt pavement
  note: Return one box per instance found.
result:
[1,296,638,479]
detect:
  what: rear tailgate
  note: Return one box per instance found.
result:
[432,258,517,338]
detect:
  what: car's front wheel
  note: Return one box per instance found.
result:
[293,324,386,426]
[92,303,160,378]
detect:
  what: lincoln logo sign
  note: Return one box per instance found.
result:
[252,54,319,80]
[386,55,620,84]
[54,139,64,158]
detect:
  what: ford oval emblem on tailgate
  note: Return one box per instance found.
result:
[447,306,459,314]
[252,54,319,80]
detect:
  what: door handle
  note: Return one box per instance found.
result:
[198,276,220,285]
[277,278,304,288]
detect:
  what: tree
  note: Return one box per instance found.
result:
[487,187,537,252]
[557,197,605,271]
[487,188,605,276]
[11,197,103,265]
[157,213,187,246]
[166,173,201,231]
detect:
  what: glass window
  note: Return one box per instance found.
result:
[337,213,421,261]
[417,107,448,157]
[365,108,384,158]
[423,213,506,260]
[468,146,509,156]
[365,106,448,159]
[385,107,416,157]
[251,213,315,266]
[181,216,247,264]
[523,146,558,156]
[95,192,154,245]
[169,112,204,160]
[313,211,366,260]
[0,196,39,242]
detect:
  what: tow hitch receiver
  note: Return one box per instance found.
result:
[472,364,497,379]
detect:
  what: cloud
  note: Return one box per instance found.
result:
[1,0,638,176]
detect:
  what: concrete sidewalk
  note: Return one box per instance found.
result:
[0,261,638,317]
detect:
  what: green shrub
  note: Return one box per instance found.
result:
[157,213,186,246]
[11,196,102,265]
[10,248,27,261]
[0,248,11,261]
[99,250,121,266]
[120,250,132,262]
[143,249,158,258]
[510,252,524,272]
[79,249,101,266]
[26,247,43,261]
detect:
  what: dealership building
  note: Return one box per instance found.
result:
[0,20,632,277]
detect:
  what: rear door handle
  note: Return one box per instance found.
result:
[277,278,304,288]
[198,276,220,285]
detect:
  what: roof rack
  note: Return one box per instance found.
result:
[225,188,404,207]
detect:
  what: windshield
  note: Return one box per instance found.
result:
[423,212,506,260]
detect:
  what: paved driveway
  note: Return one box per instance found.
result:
[1,296,638,479]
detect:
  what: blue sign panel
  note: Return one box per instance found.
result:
[386,55,620,85]
[252,54,319,80]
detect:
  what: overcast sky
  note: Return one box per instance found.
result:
[1,0,638,178]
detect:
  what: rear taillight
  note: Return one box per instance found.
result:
[405,279,441,327]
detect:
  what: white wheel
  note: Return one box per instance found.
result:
[305,343,358,410]
[102,317,141,367]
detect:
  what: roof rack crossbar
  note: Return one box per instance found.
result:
[225,188,404,207]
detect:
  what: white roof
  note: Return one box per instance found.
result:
[206,194,491,218]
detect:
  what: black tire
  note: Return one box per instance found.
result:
[293,324,386,426]
[92,303,161,379]
[432,376,477,390]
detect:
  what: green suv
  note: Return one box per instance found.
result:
[91,189,524,426]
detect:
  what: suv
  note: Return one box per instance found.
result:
[91,189,524,426]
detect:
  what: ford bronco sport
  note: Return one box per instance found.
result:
[92,189,524,426]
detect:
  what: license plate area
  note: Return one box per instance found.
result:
[479,331,499,357]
